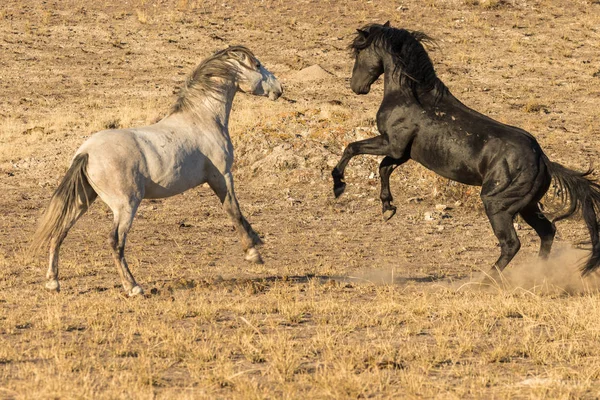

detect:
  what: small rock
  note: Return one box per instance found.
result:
[435,204,448,211]
[368,172,375,179]
[454,200,462,207]
[424,212,435,221]
[437,226,445,231]
[286,196,302,205]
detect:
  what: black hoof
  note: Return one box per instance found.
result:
[382,206,397,221]
[331,168,346,198]
[333,182,346,198]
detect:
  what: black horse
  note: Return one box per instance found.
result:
[332,22,600,277]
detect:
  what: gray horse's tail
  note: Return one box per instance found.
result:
[31,154,96,254]
[544,156,600,276]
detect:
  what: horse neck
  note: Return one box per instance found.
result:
[381,53,442,105]
[185,82,238,130]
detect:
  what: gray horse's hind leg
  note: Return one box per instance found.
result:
[46,189,97,292]
[207,171,263,264]
[109,201,143,296]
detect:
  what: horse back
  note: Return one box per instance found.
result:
[76,124,216,199]
[378,93,545,187]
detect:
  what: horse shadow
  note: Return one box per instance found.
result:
[143,272,468,296]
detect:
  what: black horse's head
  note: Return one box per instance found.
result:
[349,22,389,95]
[349,22,441,99]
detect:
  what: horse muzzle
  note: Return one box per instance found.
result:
[268,82,283,101]
[352,85,371,95]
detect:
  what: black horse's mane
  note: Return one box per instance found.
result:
[350,24,447,102]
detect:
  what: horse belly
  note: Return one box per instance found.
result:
[144,156,207,199]
[410,138,483,186]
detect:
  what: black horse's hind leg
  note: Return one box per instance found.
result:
[481,174,523,277]
[519,203,556,259]
[484,206,521,276]
[332,135,391,197]
[379,155,409,221]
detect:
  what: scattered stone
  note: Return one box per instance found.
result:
[435,204,448,211]
[424,211,435,221]
[286,195,302,205]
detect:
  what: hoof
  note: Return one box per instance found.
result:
[382,206,397,221]
[333,182,346,198]
[332,168,346,198]
[45,280,60,292]
[245,248,264,264]
[128,286,144,297]
[479,267,503,286]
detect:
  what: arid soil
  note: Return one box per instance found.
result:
[2,0,600,398]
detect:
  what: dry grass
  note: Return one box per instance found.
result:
[3,263,600,398]
[2,0,600,398]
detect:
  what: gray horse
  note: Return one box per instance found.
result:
[32,46,282,296]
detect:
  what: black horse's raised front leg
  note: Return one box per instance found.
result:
[379,155,409,221]
[332,135,391,197]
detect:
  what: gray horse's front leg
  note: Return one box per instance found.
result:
[207,171,263,264]
[109,201,144,296]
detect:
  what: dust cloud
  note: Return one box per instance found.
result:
[495,245,600,294]
[342,245,600,295]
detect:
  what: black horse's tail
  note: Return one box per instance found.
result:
[544,156,600,276]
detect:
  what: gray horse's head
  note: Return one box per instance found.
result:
[226,47,283,100]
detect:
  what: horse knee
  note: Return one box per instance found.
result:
[501,237,521,256]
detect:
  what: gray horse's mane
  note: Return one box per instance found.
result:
[170,45,257,114]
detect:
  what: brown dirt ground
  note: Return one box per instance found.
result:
[2,0,600,398]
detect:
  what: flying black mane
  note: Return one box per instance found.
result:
[350,24,447,102]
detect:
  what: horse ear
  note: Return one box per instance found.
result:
[383,21,391,27]
[356,29,369,37]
